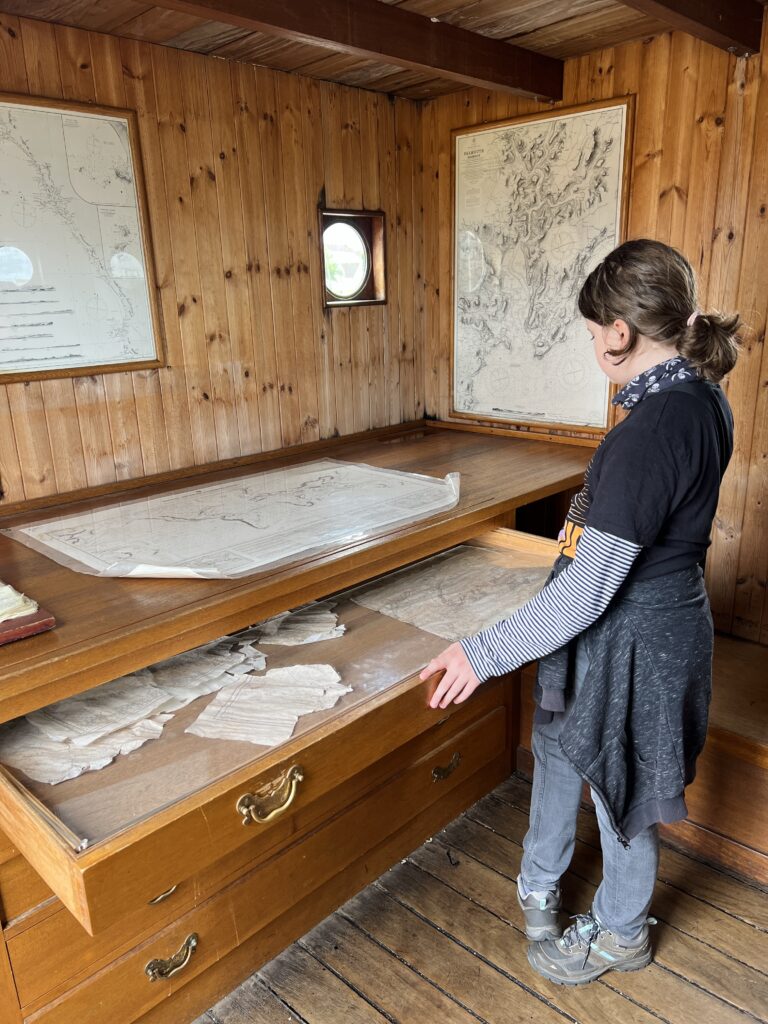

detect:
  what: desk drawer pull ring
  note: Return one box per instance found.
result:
[432,751,461,782]
[236,764,305,826]
[145,933,198,982]
[148,883,178,905]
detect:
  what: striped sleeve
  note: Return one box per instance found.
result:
[460,526,641,682]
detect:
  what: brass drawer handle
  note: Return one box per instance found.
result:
[432,751,461,782]
[236,764,305,826]
[148,884,178,905]
[145,933,198,982]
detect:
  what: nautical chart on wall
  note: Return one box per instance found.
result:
[0,95,163,381]
[3,459,460,578]
[452,98,632,430]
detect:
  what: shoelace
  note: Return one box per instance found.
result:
[561,913,658,969]
[561,913,602,969]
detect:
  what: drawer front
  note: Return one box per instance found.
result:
[0,665,507,935]
[0,828,15,864]
[8,692,510,1008]
[0,856,53,926]
[26,705,507,1023]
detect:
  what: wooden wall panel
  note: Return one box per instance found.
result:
[418,23,768,642]
[2,10,766,642]
[0,14,423,505]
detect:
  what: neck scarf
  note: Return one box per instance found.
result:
[612,356,698,410]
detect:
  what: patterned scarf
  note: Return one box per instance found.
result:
[612,357,698,410]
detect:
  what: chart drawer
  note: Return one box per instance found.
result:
[0,528,552,937]
[5,683,507,1007]
[22,705,507,1023]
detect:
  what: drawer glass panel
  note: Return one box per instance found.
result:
[0,542,549,849]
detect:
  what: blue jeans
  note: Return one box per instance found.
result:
[519,636,659,942]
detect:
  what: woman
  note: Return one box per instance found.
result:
[420,238,739,985]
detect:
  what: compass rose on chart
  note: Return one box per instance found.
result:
[558,358,587,388]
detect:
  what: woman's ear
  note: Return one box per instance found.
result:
[612,318,631,345]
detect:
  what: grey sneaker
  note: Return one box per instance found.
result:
[516,876,562,940]
[527,911,654,985]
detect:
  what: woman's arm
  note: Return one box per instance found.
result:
[421,526,641,708]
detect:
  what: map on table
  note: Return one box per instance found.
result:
[3,460,460,578]
[453,101,629,429]
[0,98,158,375]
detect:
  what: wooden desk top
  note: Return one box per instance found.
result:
[0,426,590,721]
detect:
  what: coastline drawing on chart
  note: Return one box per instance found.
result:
[453,104,628,428]
[3,460,461,579]
[0,100,157,374]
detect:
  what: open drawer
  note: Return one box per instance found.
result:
[0,529,554,936]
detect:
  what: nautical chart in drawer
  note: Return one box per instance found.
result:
[0,534,553,935]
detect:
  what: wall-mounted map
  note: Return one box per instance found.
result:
[0,96,163,380]
[452,99,632,430]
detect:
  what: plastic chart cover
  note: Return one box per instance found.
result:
[3,459,460,578]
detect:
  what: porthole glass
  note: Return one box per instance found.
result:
[323,221,370,299]
[0,245,34,286]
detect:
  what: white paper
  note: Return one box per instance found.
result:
[1,632,267,784]
[0,582,38,623]
[0,714,172,785]
[26,674,174,747]
[351,546,551,641]
[186,665,351,746]
[242,602,345,646]
[3,459,460,578]
[25,638,264,746]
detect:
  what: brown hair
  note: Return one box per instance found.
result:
[578,238,740,382]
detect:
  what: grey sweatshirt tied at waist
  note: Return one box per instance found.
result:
[534,560,713,844]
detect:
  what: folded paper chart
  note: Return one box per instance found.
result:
[0,633,266,785]
[3,459,461,578]
[186,665,351,746]
[350,545,550,640]
[0,715,173,787]
[238,601,345,646]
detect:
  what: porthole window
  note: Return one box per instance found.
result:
[320,209,386,308]
[323,221,369,299]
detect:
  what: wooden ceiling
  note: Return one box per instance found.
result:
[0,1,759,99]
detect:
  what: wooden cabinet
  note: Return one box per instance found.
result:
[0,433,569,1024]
[8,703,509,1017]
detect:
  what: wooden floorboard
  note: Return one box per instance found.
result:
[198,774,768,1024]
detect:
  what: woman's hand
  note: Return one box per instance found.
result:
[420,643,482,709]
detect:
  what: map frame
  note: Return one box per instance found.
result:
[0,91,165,383]
[450,96,635,435]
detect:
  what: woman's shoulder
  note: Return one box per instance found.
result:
[618,380,729,435]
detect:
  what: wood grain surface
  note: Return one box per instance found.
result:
[0,427,587,719]
[419,24,768,644]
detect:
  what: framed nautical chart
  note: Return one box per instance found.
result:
[451,97,633,432]
[0,93,164,382]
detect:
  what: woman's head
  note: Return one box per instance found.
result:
[578,238,740,384]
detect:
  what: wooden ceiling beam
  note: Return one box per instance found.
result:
[145,0,564,98]
[619,0,763,56]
